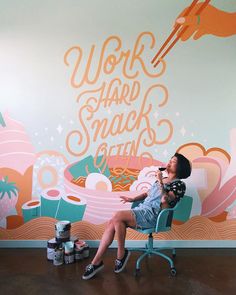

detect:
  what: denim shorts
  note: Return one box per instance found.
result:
[131,207,159,229]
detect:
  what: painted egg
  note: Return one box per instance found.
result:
[85,173,112,192]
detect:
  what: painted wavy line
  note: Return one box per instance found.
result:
[0,217,55,239]
[154,216,236,240]
[1,216,236,240]
[71,222,108,240]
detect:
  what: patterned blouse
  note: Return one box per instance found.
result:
[163,179,186,208]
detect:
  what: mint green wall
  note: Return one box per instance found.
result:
[0,0,235,162]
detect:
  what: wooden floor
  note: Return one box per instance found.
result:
[0,248,235,295]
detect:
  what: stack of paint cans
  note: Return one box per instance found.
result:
[46,220,90,266]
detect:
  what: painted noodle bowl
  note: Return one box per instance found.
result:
[64,155,163,224]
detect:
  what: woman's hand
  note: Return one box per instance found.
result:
[120,195,133,204]
[155,170,163,184]
[174,3,236,41]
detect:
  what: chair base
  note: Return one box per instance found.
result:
[128,233,177,276]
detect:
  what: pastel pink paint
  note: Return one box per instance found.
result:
[0,113,36,174]
[195,156,236,217]
[47,189,60,197]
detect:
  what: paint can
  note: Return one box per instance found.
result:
[74,240,85,261]
[74,247,84,261]
[55,220,71,243]
[47,238,61,260]
[75,240,85,249]
[83,243,90,258]
[53,247,64,266]
[64,252,75,264]
[70,236,79,244]
[74,240,89,260]
[63,241,75,264]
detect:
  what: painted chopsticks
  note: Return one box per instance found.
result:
[151,0,211,67]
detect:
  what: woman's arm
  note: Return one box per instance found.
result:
[161,190,176,208]
[155,169,172,208]
[133,192,148,202]
[120,192,148,204]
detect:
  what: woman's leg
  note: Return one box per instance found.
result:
[91,210,136,264]
[91,220,116,265]
[112,210,136,259]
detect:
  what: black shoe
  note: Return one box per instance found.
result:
[114,250,131,273]
[82,261,104,280]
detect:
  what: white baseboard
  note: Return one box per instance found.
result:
[0,240,235,248]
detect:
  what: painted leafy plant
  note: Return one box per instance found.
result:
[0,176,19,199]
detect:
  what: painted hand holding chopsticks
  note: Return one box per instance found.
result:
[152,0,236,67]
[175,3,236,41]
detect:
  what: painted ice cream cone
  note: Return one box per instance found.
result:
[0,112,36,216]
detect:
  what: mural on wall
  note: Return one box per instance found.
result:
[0,0,236,241]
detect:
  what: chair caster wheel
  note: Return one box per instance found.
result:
[170,267,177,276]
[135,268,140,276]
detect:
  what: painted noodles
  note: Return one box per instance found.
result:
[71,167,140,191]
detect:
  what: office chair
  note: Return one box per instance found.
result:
[128,195,193,276]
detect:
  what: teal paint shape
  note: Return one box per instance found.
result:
[55,197,86,223]
[96,155,110,177]
[40,196,60,218]
[22,205,40,223]
[69,155,110,179]
[0,112,6,127]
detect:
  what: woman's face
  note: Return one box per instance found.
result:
[166,156,178,175]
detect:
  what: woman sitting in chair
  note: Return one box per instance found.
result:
[82,152,191,280]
